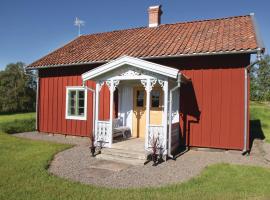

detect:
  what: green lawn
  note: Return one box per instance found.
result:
[250,101,270,143]
[0,132,270,200]
[0,104,270,200]
[0,112,35,123]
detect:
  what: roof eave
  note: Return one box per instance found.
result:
[26,49,259,70]
[250,13,265,54]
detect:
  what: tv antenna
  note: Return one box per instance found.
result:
[74,17,85,36]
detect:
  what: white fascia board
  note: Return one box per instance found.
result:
[82,55,179,81]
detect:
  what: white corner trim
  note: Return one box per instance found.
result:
[65,86,87,121]
[82,55,179,81]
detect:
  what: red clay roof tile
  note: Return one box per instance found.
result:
[28,15,261,68]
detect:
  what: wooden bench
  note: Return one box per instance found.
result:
[113,118,131,138]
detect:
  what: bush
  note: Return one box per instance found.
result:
[0,118,35,134]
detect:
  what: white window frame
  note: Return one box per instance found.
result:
[65,86,87,120]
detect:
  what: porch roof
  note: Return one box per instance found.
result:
[82,56,180,81]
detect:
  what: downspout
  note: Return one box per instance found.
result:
[243,68,248,154]
[24,68,39,130]
[242,56,262,154]
[82,82,96,139]
[168,74,181,158]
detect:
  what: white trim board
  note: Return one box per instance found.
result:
[65,86,87,121]
[82,55,179,81]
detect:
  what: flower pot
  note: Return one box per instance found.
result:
[90,146,96,157]
[152,154,158,166]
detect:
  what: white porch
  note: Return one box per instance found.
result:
[82,56,186,156]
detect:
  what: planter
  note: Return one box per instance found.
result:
[152,153,158,166]
[90,146,96,157]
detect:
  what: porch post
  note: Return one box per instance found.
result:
[145,78,151,150]
[163,79,169,154]
[109,79,114,148]
[95,82,100,145]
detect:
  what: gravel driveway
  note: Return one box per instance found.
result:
[15,132,270,188]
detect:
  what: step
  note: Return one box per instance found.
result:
[101,148,147,160]
[96,153,146,166]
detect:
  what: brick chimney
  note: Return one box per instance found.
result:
[148,5,163,27]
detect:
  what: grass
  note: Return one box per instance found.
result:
[0,132,270,200]
[0,112,36,133]
[0,110,270,199]
[0,112,35,123]
[250,101,270,143]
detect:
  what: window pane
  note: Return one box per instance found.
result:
[70,107,75,115]
[70,91,76,99]
[78,91,84,99]
[78,108,84,116]
[136,90,144,107]
[67,89,86,117]
[151,90,160,107]
[79,99,84,107]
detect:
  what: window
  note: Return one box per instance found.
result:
[66,87,87,120]
[151,90,160,108]
[136,90,144,107]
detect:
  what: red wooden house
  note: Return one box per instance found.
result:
[27,5,264,157]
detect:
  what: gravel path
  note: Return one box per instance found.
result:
[14,132,270,189]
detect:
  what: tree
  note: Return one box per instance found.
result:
[0,62,36,113]
[250,55,270,101]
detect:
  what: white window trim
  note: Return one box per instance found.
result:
[65,86,87,121]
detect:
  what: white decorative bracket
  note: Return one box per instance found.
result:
[140,78,157,92]
[106,80,120,92]
[98,81,105,92]
[158,79,165,89]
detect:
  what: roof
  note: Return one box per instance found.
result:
[28,14,264,69]
[82,55,180,81]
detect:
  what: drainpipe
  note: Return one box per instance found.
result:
[24,68,39,130]
[83,82,96,139]
[168,74,181,158]
[243,68,248,154]
[242,55,262,154]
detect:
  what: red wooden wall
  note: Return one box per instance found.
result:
[37,54,250,150]
[179,68,246,150]
[38,67,110,137]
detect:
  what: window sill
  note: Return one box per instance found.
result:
[65,115,87,121]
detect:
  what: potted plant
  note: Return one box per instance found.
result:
[89,133,96,157]
[151,136,159,166]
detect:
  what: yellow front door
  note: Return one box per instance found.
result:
[132,86,163,138]
[133,87,146,138]
[150,86,163,125]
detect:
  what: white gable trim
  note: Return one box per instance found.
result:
[82,56,179,81]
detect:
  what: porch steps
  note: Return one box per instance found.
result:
[96,148,147,166]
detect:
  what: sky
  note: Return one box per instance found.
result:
[0,0,269,69]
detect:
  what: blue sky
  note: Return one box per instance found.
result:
[0,0,269,69]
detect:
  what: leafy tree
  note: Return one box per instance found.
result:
[0,62,36,113]
[250,55,270,101]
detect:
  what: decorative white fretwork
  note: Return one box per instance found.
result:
[95,120,110,147]
[106,80,120,91]
[140,79,147,88]
[97,81,105,91]
[158,79,165,88]
[140,79,157,91]
[120,69,141,77]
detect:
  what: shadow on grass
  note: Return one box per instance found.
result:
[250,120,265,150]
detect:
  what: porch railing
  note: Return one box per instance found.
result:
[96,120,111,147]
[148,124,165,151]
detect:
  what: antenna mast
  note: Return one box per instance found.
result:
[74,17,85,36]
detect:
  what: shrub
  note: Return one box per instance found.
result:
[0,118,35,134]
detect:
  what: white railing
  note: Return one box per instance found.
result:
[148,125,165,152]
[96,120,111,147]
